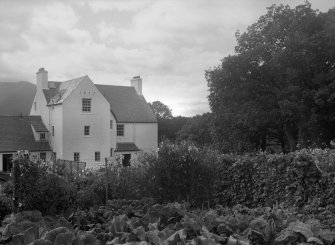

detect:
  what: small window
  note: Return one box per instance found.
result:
[74,152,80,162]
[34,102,37,111]
[84,126,90,136]
[122,154,131,167]
[117,124,124,136]
[110,120,113,129]
[52,126,54,136]
[40,152,46,161]
[40,133,46,140]
[95,151,100,161]
[110,148,113,157]
[82,98,91,112]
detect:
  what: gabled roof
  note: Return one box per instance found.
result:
[40,76,157,123]
[47,76,87,105]
[43,81,61,104]
[30,118,48,132]
[115,142,140,152]
[0,116,51,153]
[96,85,157,123]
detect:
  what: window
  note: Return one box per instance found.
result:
[110,148,113,157]
[52,126,54,136]
[74,152,80,162]
[122,154,131,167]
[40,133,46,140]
[40,152,46,161]
[110,120,113,129]
[82,98,91,112]
[34,102,37,111]
[84,126,90,136]
[95,151,100,161]
[117,124,124,136]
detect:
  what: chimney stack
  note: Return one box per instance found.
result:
[36,68,48,90]
[131,76,142,95]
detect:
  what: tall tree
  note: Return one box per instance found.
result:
[148,101,188,142]
[148,101,173,120]
[207,3,335,152]
[177,113,213,146]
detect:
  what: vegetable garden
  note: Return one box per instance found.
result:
[1,142,335,245]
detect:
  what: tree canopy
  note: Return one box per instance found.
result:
[148,101,173,120]
[206,3,335,153]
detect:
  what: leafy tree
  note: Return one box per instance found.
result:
[207,3,335,152]
[148,101,188,142]
[158,116,188,142]
[148,101,173,120]
[177,113,213,146]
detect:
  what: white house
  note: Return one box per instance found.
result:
[29,68,158,168]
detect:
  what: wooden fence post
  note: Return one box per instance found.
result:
[105,157,108,206]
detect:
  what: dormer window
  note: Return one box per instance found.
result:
[40,133,46,140]
[82,98,91,112]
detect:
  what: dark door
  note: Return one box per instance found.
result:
[3,154,13,172]
[122,154,131,167]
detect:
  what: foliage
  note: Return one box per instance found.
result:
[215,149,335,209]
[148,100,173,120]
[177,113,214,146]
[0,155,77,215]
[0,192,12,221]
[2,199,335,245]
[157,116,188,142]
[140,140,219,205]
[206,3,335,153]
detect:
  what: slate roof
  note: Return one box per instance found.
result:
[41,75,157,123]
[96,85,157,123]
[0,116,51,153]
[30,119,48,132]
[43,81,61,104]
[46,77,86,105]
[115,142,140,152]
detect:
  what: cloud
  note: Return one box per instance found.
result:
[0,0,334,116]
[88,0,151,13]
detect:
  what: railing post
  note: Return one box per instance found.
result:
[105,157,108,206]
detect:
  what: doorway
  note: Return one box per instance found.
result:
[122,154,131,167]
[2,154,13,172]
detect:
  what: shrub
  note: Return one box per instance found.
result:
[1,154,77,215]
[214,149,335,208]
[140,140,219,205]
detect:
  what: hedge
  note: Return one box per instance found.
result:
[215,149,335,208]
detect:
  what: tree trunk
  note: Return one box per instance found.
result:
[284,123,297,152]
[260,130,267,151]
[298,125,308,149]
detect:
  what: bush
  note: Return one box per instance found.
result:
[214,149,335,208]
[1,155,77,215]
[140,141,219,205]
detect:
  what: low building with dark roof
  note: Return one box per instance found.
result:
[29,68,158,168]
[0,116,52,174]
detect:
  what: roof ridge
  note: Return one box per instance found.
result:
[96,84,133,88]
[63,75,88,83]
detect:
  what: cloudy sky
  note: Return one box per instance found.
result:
[0,0,334,116]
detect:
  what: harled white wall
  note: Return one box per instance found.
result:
[49,105,63,160]
[62,78,112,167]
[116,123,158,152]
[30,90,50,129]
